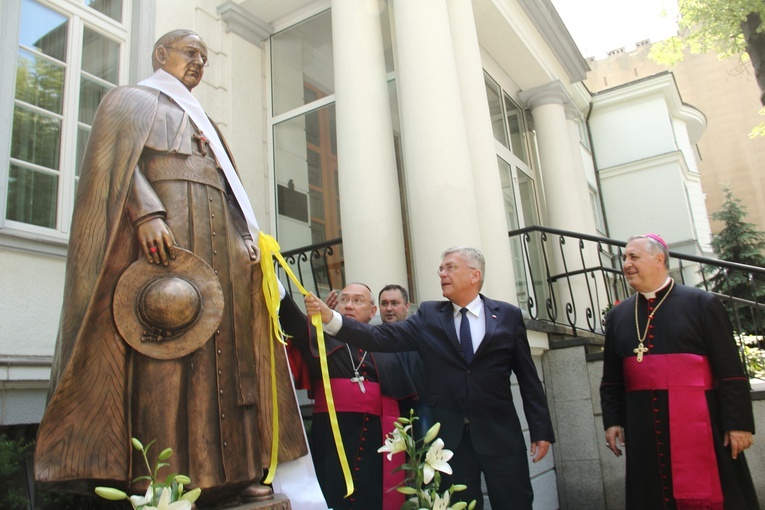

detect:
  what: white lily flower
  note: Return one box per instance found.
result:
[129,486,154,507]
[141,488,193,510]
[432,490,451,510]
[423,438,454,484]
[378,424,411,460]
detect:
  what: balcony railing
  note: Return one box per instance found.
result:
[509,226,765,381]
[276,238,344,301]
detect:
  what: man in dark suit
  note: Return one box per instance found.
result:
[305,246,554,509]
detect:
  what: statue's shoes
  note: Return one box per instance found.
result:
[241,483,274,502]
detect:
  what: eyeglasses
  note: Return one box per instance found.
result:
[436,263,476,276]
[164,46,209,67]
[338,296,372,306]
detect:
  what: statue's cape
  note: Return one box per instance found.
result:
[35,85,159,487]
[35,85,307,489]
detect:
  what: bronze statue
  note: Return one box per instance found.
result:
[35,30,307,505]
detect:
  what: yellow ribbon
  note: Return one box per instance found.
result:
[258,233,354,497]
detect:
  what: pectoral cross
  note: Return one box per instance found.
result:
[633,343,649,362]
[351,371,366,393]
[192,131,208,156]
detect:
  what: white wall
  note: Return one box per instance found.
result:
[589,96,676,169]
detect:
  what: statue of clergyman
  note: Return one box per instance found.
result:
[34,29,326,509]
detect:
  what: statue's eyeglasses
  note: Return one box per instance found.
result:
[164,46,209,67]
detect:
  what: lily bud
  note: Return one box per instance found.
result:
[95,487,128,501]
[451,484,468,492]
[180,487,202,503]
[175,474,192,485]
[158,447,173,460]
[423,422,441,443]
[131,437,144,451]
[396,486,418,495]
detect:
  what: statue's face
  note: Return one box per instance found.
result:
[156,34,207,90]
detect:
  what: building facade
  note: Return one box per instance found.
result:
[2,1,753,508]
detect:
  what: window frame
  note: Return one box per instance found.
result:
[0,0,130,247]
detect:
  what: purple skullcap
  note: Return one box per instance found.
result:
[643,233,668,250]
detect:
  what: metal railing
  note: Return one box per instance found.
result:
[508,226,765,380]
[276,238,344,300]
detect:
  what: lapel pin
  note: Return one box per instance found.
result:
[491,314,497,319]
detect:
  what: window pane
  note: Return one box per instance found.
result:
[271,11,334,116]
[85,0,122,22]
[15,49,65,114]
[6,164,58,228]
[274,104,339,250]
[497,157,527,309]
[19,0,68,62]
[11,105,61,170]
[79,75,111,124]
[504,94,529,164]
[81,28,119,83]
[484,74,508,148]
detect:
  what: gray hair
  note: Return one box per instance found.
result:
[441,246,485,288]
[152,29,205,71]
[628,235,670,270]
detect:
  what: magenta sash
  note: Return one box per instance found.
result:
[624,354,723,509]
[313,379,405,510]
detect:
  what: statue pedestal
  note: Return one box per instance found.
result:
[203,493,291,510]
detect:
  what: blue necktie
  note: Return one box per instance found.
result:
[460,307,474,362]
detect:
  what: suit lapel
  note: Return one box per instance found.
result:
[438,301,464,358]
[474,296,500,359]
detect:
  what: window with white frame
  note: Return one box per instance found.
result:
[3,0,127,241]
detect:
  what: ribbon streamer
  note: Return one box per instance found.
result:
[258,233,354,498]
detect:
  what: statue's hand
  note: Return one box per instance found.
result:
[244,238,261,263]
[137,217,176,266]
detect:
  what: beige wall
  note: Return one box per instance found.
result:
[585,45,765,236]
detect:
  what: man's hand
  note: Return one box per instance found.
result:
[244,238,261,263]
[305,292,334,324]
[725,430,753,459]
[605,425,625,457]
[325,289,339,310]
[136,217,176,266]
[530,440,550,463]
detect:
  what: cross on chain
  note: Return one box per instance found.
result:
[192,131,208,156]
[633,343,649,363]
[351,371,366,393]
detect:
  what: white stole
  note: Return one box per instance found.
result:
[138,69,259,237]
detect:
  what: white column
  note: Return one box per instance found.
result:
[446,0,518,303]
[520,82,598,331]
[520,82,590,232]
[331,0,408,295]
[393,0,482,301]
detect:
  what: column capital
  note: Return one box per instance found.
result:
[519,80,572,110]
[217,1,273,45]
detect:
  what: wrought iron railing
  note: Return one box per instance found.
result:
[508,226,765,381]
[276,238,344,300]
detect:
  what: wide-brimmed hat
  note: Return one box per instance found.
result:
[113,247,224,359]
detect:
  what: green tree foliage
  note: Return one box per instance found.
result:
[649,0,765,107]
[0,434,33,510]
[703,185,765,334]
